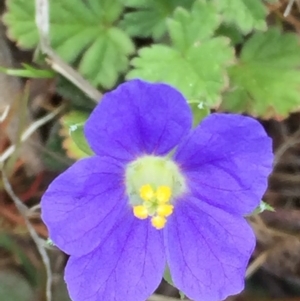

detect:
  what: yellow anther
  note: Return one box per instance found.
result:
[135,184,173,229]
[133,205,149,219]
[151,215,167,230]
[156,186,172,203]
[157,204,174,217]
[140,184,155,201]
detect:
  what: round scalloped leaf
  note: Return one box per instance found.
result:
[120,0,194,40]
[4,0,38,48]
[215,0,268,34]
[127,0,233,106]
[168,0,221,52]
[128,39,233,106]
[221,28,300,120]
[3,0,134,89]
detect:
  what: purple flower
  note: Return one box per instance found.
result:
[41,80,273,301]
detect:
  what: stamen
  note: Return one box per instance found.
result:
[151,215,167,229]
[156,186,172,203]
[135,183,174,229]
[157,204,174,217]
[140,184,154,201]
[133,205,149,219]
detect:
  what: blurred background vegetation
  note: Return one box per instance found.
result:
[1,0,300,300]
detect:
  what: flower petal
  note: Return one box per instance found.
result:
[85,80,192,162]
[41,156,126,256]
[174,113,273,215]
[165,197,255,301]
[65,209,165,301]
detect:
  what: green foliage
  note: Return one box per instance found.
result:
[168,0,220,49]
[251,201,275,215]
[4,0,134,89]
[121,0,194,40]
[221,28,300,119]
[0,270,34,301]
[0,234,37,286]
[164,267,185,299]
[56,76,96,111]
[0,64,55,78]
[2,1,299,299]
[189,102,210,127]
[46,238,55,246]
[43,122,74,172]
[128,0,234,106]
[69,124,94,157]
[62,111,94,157]
[215,24,244,45]
[4,0,37,48]
[215,0,268,34]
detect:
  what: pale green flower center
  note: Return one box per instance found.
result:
[125,155,186,229]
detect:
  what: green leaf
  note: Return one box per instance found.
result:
[163,266,173,286]
[62,111,89,127]
[56,76,96,111]
[215,0,268,34]
[121,0,194,40]
[0,270,34,301]
[221,28,300,119]
[69,124,94,156]
[264,0,279,3]
[189,101,210,127]
[43,122,74,172]
[128,41,233,106]
[168,0,221,52]
[46,238,55,246]
[215,24,244,45]
[128,0,234,106]
[250,201,275,215]
[4,0,134,88]
[4,0,38,48]
[61,111,94,157]
[163,267,185,299]
[0,64,55,78]
[0,234,37,285]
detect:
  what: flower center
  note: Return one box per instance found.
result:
[125,155,186,230]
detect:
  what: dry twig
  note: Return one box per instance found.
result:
[34,0,102,102]
[284,0,296,17]
[246,251,269,278]
[1,169,52,301]
[0,105,63,163]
